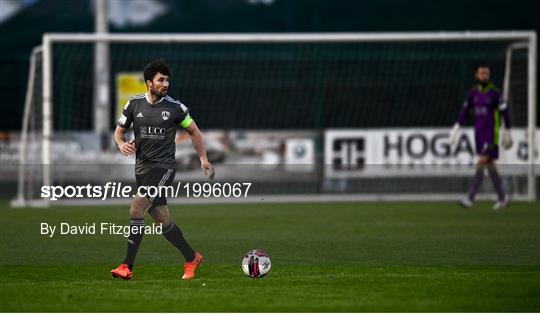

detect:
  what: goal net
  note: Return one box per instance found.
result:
[11,32,537,206]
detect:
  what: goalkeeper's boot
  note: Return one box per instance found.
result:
[459,198,473,209]
[182,252,204,280]
[111,263,132,280]
[493,198,508,210]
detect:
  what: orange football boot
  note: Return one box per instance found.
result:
[182,252,204,280]
[111,263,132,280]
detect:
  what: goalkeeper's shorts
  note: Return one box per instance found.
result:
[477,141,499,159]
[135,167,175,206]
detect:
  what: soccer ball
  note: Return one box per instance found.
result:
[241,249,271,278]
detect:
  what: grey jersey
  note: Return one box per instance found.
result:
[117,94,193,174]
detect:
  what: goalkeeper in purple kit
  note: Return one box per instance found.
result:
[450,64,513,210]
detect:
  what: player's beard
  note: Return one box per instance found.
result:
[151,88,167,97]
[476,78,489,86]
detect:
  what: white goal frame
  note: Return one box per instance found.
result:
[17,31,539,206]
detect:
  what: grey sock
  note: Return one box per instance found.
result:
[123,218,145,268]
[163,222,196,262]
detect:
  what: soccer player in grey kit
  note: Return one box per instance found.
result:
[111,59,215,280]
[450,64,513,210]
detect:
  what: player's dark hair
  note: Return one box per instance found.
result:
[476,63,490,71]
[143,59,171,82]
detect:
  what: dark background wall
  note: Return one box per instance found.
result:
[1,0,538,130]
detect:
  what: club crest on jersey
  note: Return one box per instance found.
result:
[161,111,170,120]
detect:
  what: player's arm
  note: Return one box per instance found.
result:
[498,100,512,130]
[498,95,513,149]
[183,118,215,180]
[115,100,136,156]
[450,92,473,145]
[114,126,136,156]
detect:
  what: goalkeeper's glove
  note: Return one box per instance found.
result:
[449,123,460,145]
[502,129,513,149]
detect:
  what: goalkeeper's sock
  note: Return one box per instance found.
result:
[122,218,145,267]
[163,222,196,262]
[468,166,485,201]
[488,166,505,201]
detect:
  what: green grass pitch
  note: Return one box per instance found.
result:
[0,201,539,312]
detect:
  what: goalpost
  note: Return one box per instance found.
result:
[13,31,537,207]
